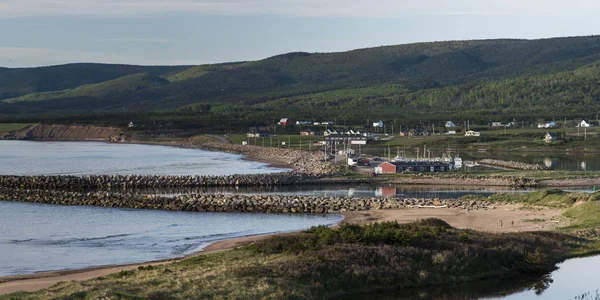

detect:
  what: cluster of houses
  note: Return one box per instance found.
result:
[278,118,335,126]
[249,117,594,144]
[374,157,462,174]
[323,129,369,146]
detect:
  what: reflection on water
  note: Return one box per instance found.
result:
[459,152,600,171]
[118,184,594,200]
[358,255,600,299]
[359,148,600,171]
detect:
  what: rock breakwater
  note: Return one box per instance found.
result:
[0,188,492,213]
[393,174,539,188]
[0,174,315,190]
[478,159,550,171]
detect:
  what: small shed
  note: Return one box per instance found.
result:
[578,120,591,128]
[375,162,397,174]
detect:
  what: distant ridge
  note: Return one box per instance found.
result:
[3,35,600,123]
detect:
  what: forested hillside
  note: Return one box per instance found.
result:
[3,36,600,130]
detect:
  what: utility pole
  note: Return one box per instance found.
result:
[585,127,587,140]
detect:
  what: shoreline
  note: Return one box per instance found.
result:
[0,204,565,295]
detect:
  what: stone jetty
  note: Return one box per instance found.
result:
[0,174,315,190]
[0,174,390,190]
[478,159,550,171]
[0,187,492,213]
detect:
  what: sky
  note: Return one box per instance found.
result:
[1,0,600,67]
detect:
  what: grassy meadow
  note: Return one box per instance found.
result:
[0,123,32,132]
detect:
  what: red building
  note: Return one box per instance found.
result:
[377,162,397,174]
[278,118,291,126]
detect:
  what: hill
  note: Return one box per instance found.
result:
[0,63,189,100]
[4,36,600,129]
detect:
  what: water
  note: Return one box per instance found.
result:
[0,201,342,276]
[361,147,600,170]
[460,151,600,171]
[120,184,594,200]
[0,140,289,176]
[484,255,600,299]
[124,184,539,199]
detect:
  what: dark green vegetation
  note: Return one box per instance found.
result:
[4,219,595,300]
[4,36,600,132]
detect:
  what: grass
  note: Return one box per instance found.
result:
[563,201,600,231]
[227,134,323,150]
[4,219,594,300]
[377,126,600,151]
[0,123,33,132]
[187,134,220,144]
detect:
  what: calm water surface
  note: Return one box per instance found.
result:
[0,201,342,276]
[0,141,289,175]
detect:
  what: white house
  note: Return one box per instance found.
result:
[446,131,457,135]
[373,120,384,128]
[465,130,481,137]
[544,132,558,143]
[491,122,503,127]
[127,121,134,128]
[578,120,591,128]
[445,121,456,128]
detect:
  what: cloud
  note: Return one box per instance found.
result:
[0,47,199,67]
[0,0,598,18]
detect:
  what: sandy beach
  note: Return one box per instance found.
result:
[0,203,565,295]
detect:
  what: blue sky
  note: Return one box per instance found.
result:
[1,0,600,67]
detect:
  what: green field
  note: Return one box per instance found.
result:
[0,123,32,132]
[226,134,323,150]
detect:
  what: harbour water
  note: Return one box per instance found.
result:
[0,140,289,176]
[0,201,342,276]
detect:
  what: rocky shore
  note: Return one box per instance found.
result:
[478,159,550,170]
[0,187,492,213]
[178,140,339,175]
